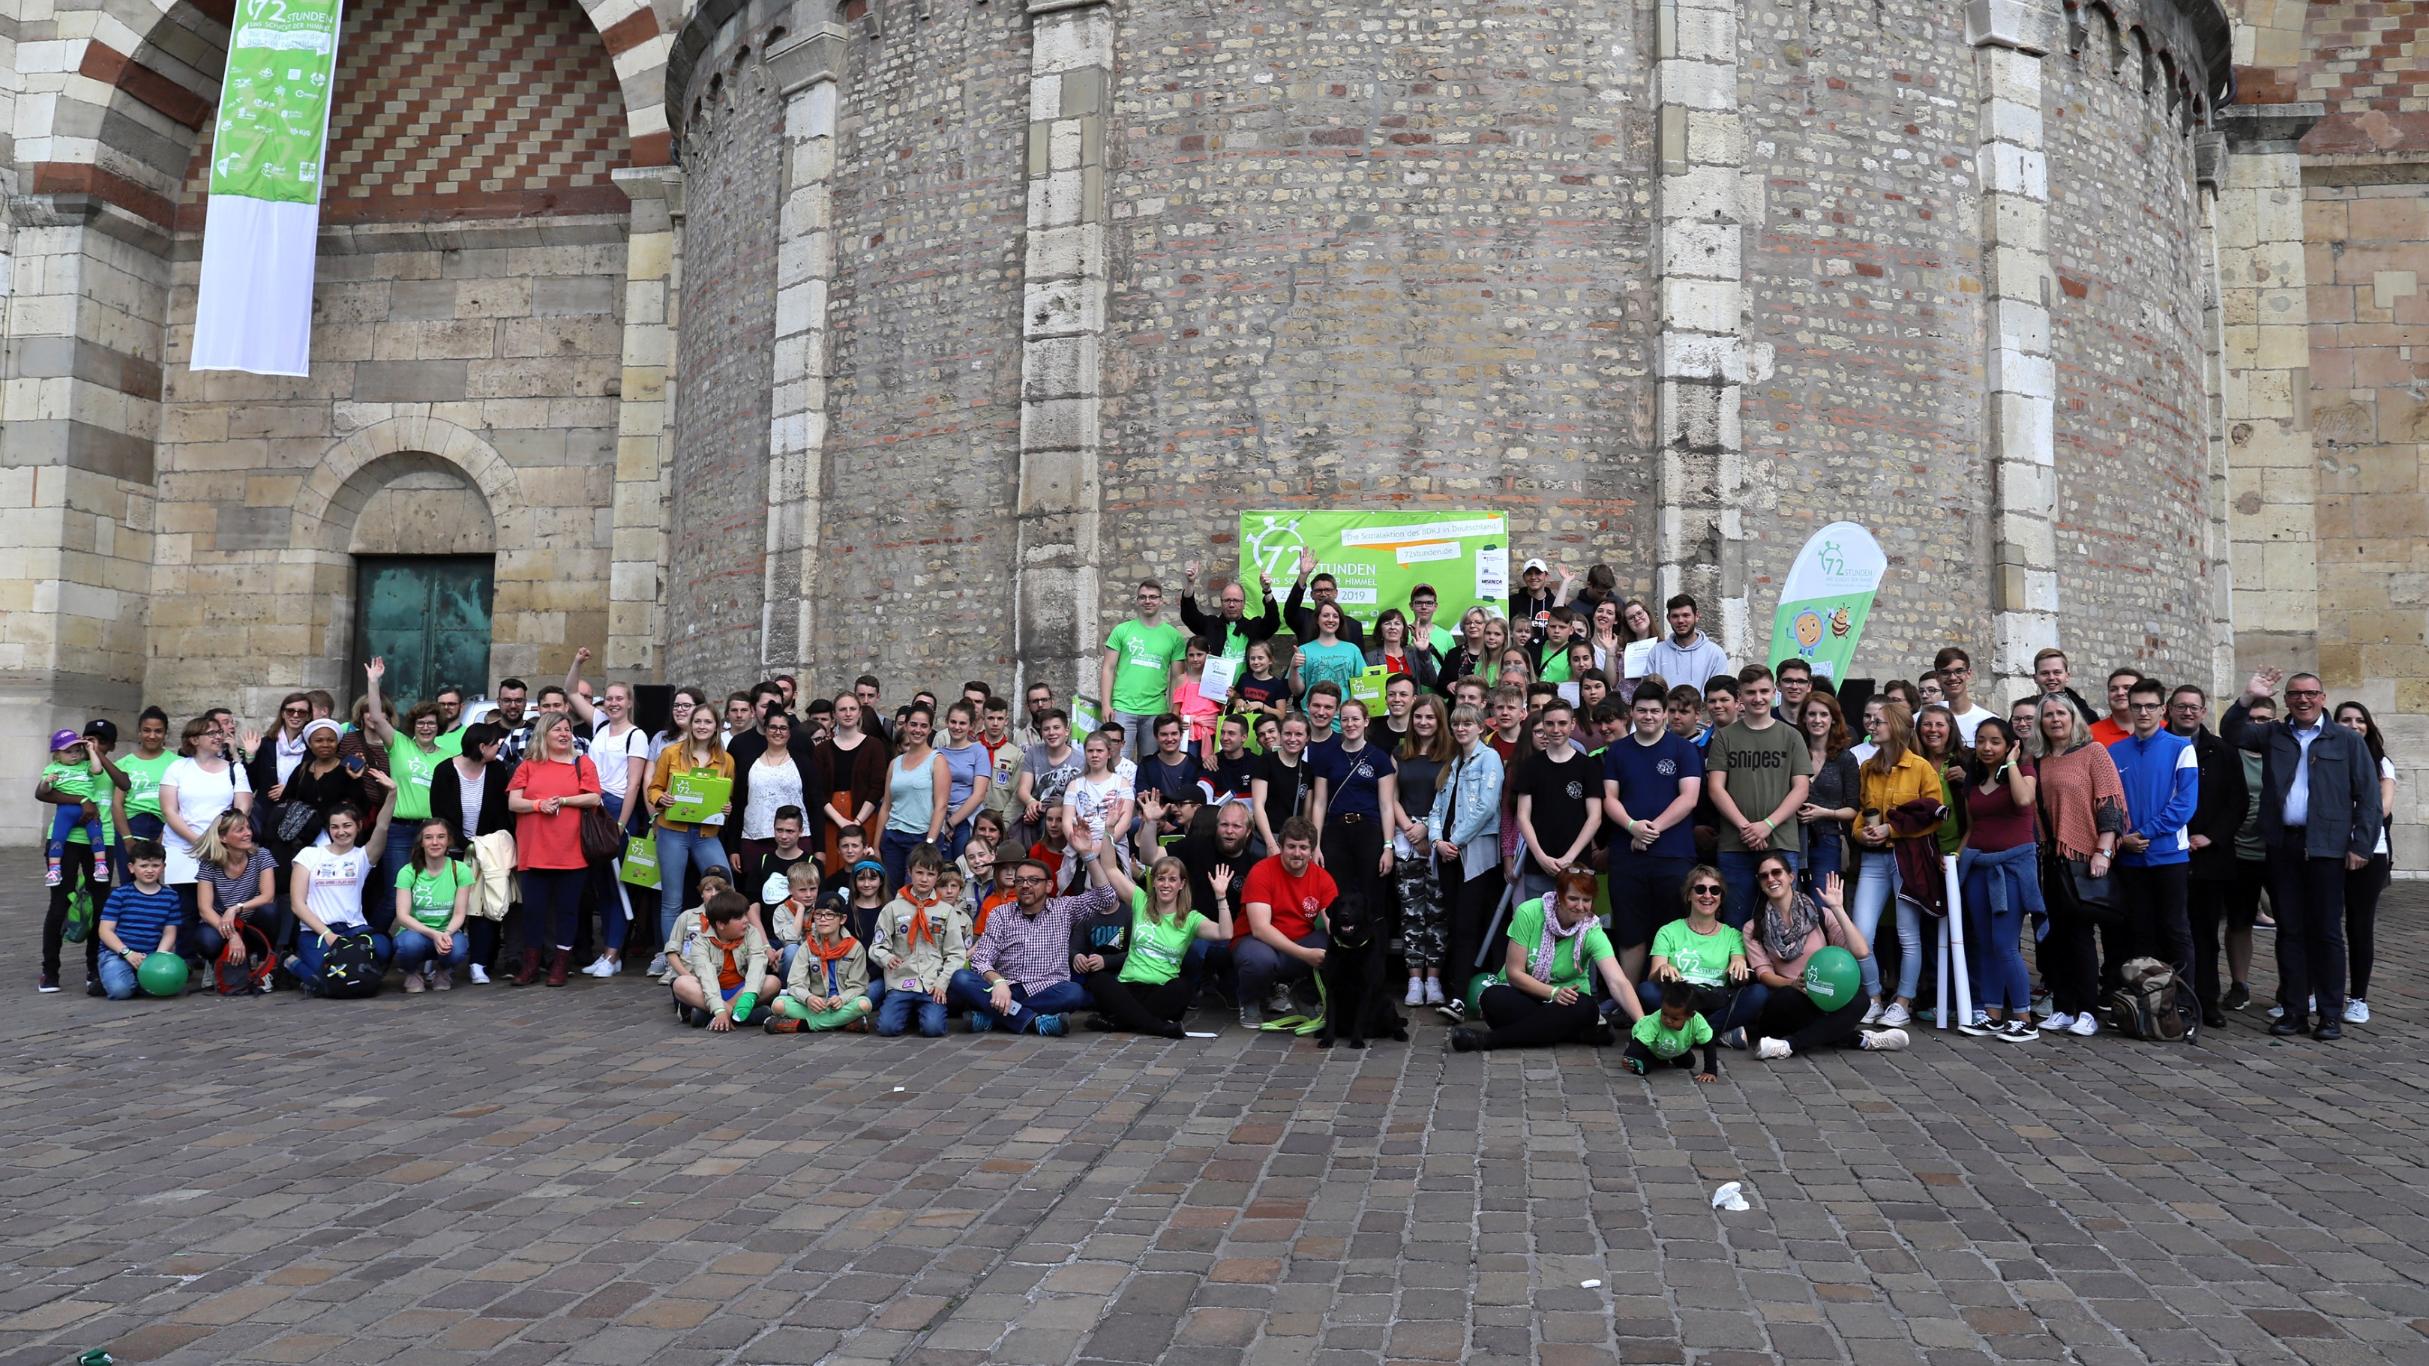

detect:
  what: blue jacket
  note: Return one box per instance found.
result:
[1427,743,1504,883]
[2105,729,2198,867]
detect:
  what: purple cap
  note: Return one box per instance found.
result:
[49,729,82,751]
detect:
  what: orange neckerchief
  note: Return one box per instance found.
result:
[712,932,748,991]
[901,892,944,951]
[808,933,859,994]
[976,888,1016,938]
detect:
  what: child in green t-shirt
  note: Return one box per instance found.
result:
[39,730,111,887]
[1624,980,1719,1082]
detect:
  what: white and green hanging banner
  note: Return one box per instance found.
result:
[190,0,345,377]
[1766,521,1888,683]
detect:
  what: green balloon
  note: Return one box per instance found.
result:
[729,991,757,1025]
[136,952,190,998]
[1466,972,1494,1011]
[1802,946,1860,1008]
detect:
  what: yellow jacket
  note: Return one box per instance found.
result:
[1858,750,1944,838]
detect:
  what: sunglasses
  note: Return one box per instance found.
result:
[1689,884,1723,896]
[1758,869,1791,881]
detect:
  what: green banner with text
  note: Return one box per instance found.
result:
[1237,510,1509,633]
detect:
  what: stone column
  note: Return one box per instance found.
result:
[2213,104,2323,673]
[2192,129,2234,698]
[607,165,682,677]
[1015,0,1112,704]
[1969,1,2058,703]
[1652,0,1751,656]
[760,25,846,679]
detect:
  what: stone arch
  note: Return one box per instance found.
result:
[296,417,525,556]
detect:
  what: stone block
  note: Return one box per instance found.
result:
[353,361,469,403]
[532,276,620,317]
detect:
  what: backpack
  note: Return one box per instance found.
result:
[311,931,385,999]
[61,883,98,944]
[212,920,277,996]
[2105,957,2192,1042]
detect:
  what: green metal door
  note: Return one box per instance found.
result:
[353,556,495,709]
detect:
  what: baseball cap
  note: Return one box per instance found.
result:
[49,728,82,751]
[82,719,118,745]
[1522,557,1548,573]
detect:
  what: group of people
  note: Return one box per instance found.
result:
[33,551,2395,1063]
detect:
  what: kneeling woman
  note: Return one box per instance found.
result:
[286,771,400,985]
[1449,869,1633,1052]
[392,818,474,991]
[1085,845,1234,1038]
[192,809,289,977]
[766,901,874,1033]
[1742,854,1903,1058]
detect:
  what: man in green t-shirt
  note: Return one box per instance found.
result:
[1703,664,1812,930]
[1099,579,1186,765]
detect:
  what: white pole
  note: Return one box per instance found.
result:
[1940,853,1973,1030]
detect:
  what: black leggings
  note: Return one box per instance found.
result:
[2349,855,2389,999]
[1084,970,1191,1037]
[1321,817,1384,910]
[1469,984,1603,1049]
[41,856,107,982]
[1752,988,1869,1052]
[1440,861,1505,987]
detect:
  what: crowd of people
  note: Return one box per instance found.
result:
[33,553,2396,1060]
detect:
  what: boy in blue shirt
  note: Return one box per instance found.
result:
[2106,677,2199,1020]
[97,838,181,1000]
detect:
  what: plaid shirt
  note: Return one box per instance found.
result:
[969,882,1116,990]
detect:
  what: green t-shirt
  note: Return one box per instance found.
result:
[1500,896,1614,993]
[1105,619,1187,716]
[388,735,448,821]
[1631,1009,1714,1060]
[1651,919,1743,988]
[1702,719,1811,853]
[433,729,466,759]
[1119,886,1207,986]
[119,751,176,820]
[1540,650,1573,684]
[43,762,111,846]
[395,859,473,930]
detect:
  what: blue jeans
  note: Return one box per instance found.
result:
[1717,848,1801,932]
[1848,850,1897,1003]
[1960,847,2040,1013]
[1801,825,1844,897]
[393,926,472,973]
[293,925,392,979]
[871,982,949,1037]
[946,969,1090,1032]
[48,804,106,860]
[878,828,927,892]
[1233,931,1328,1007]
[1184,937,1231,994]
[521,868,586,953]
[653,826,728,950]
[97,949,144,999]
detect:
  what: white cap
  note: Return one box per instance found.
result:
[1522,557,1548,573]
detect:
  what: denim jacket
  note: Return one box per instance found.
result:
[1427,743,1504,882]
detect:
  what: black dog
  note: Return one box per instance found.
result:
[1317,893,1407,1050]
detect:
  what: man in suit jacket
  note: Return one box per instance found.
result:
[2168,685,2248,1027]
[2220,668,2381,1041]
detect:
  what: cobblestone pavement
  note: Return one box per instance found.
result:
[2,879,2426,1366]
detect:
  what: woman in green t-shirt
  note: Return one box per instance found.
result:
[390,819,473,991]
[1636,865,1761,1040]
[1084,848,1233,1038]
[1450,869,1632,1052]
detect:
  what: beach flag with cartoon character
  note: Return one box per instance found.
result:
[191,0,345,376]
[1766,522,1886,682]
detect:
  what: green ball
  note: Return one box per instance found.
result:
[1802,946,1861,1008]
[136,952,190,998]
[1465,972,1495,1011]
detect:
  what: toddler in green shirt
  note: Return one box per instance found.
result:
[1624,980,1719,1082]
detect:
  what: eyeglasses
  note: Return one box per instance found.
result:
[1757,869,1791,882]
[2286,689,2324,699]
[282,705,309,716]
[2128,701,2165,712]
[1689,885,1723,896]
[1013,875,1049,886]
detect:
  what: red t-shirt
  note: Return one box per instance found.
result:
[1239,855,1338,943]
[508,756,600,871]
[2088,717,2128,746]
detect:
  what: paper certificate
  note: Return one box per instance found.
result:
[1200,656,1239,704]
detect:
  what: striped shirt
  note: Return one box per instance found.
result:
[103,884,183,954]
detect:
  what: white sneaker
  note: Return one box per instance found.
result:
[468,963,490,985]
[1755,1037,1792,1060]
[1404,979,1426,1007]
[2031,995,2054,1017]
[1879,1003,1913,1028]
[1423,978,1446,1006]
[2067,1012,2099,1037]
[583,955,616,978]
[1859,1027,1910,1052]
[2345,999,2370,1024]
[2266,1003,2285,1021]
[2037,1012,2074,1032]
[1860,1001,1885,1026]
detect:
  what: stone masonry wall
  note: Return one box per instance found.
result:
[1096,0,1659,640]
[2044,18,2212,685]
[809,4,1029,689]
[1735,0,1990,672]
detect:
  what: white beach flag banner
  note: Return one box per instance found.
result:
[190,0,344,376]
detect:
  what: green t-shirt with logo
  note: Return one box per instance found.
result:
[1631,1009,1713,1060]
[42,761,113,846]
[1651,919,1743,988]
[1499,896,1613,994]
[1105,619,1186,716]
[119,751,176,821]
[395,859,473,930]
[388,735,448,821]
[1119,886,1207,986]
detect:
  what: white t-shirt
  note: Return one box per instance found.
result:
[2377,757,2396,857]
[589,721,650,801]
[294,843,372,930]
[1064,771,1133,846]
[1951,704,1997,746]
[742,753,804,840]
[162,756,253,884]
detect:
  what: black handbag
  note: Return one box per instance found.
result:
[2035,780,2119,923]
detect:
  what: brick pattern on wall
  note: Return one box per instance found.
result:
[666,44,781,688]
[1097,0,1658,644]
[2299,2,2429,156]
[171,0,632,230]
[813,4,1030,684]
[2044,43,2211,682]
[1736,0,1991,671]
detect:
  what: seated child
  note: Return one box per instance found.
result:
[826,825,871,883]
[39,730,111,886]
[670,890,779,1032]
[767,901,873,1034]
[933,865,968,939]
[1625,980,1720,1082]
[97,838,179,999]
[826,858,888,948]
[867,846,971,1038]
[760,806,814,903]
[656,864,733,981]
[765,862,817,979]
